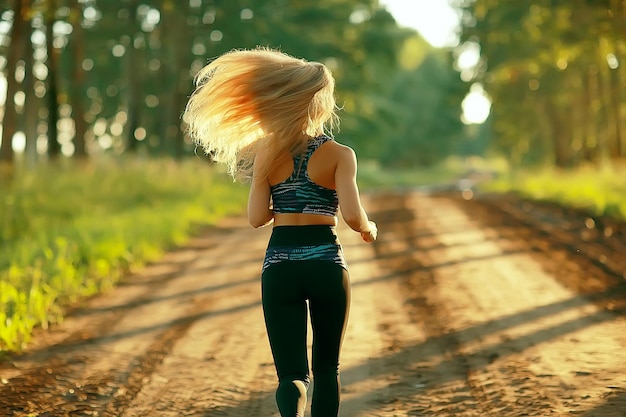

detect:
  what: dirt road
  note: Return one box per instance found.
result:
[1,191,625,416]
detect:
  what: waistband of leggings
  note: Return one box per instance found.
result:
[268,225,339,247]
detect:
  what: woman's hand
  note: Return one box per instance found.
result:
[360,221,377,243]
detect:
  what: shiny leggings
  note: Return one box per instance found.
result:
[262,260,350,417]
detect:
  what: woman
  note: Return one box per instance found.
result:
[184,47,377,417]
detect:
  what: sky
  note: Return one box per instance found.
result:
[378,0,461,48]
[378,0,491,124]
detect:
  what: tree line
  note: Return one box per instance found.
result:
[0,0,467,173]
[458,0,626,167]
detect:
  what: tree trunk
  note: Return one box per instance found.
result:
[156,0,192,158]
[171,1,192,159]
[46,0,61,159]
[70,1,88,158]
[544,98,571,168]
[0,0,28,166]
[580,68,597,163]
[171,85,187,159]
[125,0,141,153]
[23,13,38,168]
[608,66,623,159]
[158,0,176,156]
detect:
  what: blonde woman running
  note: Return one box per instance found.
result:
[184,47,377,417]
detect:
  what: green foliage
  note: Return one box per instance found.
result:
[482,163,626,219]
[2,0,470,169]
[375,49,468,166]
[459,1,626,167]
[72,0,417,157]
[0,158,247,352]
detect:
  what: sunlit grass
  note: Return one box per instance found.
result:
[0,157,247,352]
[357,156,506,190]
[481,163,626,220]
[357,157,626,221]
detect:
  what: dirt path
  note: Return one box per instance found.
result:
[1,192,625,416]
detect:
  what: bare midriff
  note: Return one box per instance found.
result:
[273,213,337,227]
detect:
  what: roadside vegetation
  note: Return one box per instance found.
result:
[482,164,626,220]
[0,158,247,353]
[357,156,506,191]
[359,158,626,223]
[357,158,468,190]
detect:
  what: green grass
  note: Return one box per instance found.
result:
[358,156,626,222]
[0,157,248,353]
[356,156,504,190]
[357,156,626,222]
[481,163,626,220]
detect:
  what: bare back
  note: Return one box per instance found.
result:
[268,140,340,226]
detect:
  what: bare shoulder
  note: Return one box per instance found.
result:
[326,139,356,161]
[255,143,271,162]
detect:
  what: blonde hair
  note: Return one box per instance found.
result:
[184,47,339,181]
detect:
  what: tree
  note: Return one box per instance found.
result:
[458,0,626,167]
[379,50,467,166]
[1,0,29,166]
[68,0,87,158]
[1,0,468,166]
[45,0,61,159]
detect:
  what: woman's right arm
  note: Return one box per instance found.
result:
[334,146,377,242]
[247,148,274,228]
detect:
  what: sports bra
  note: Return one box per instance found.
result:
[270,135,339,217]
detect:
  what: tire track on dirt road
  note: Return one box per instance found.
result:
[472,195,626,284]
[0,221,273,416]
[374,192,626,416]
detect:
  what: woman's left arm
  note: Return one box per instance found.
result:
[247,152,274,228]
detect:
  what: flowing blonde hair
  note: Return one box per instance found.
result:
[183,47,339,181]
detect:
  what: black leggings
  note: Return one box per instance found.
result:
[262,227,350,417]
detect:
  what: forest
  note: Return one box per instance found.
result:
[2,1,626,169]
[459,0,626,167]
[2,0,625,171]
[0,0,468,170]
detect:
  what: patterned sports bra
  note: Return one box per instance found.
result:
[270,135,339,217]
